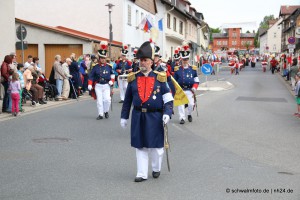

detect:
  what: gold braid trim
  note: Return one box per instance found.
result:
[174,66,179,72]
[127,72,136,83]
[192,65,198,71]
[153,71,167,82]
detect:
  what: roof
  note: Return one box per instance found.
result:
[240,33,255,37]
[279,5,300,16]
[258,28,268,37]
[15,18,123,46]
[212,33,228,38]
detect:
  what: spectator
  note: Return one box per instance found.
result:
[294,72,300,117]
[24,55,33,69]
[9,53,18,73]
[69,53,82,96]
[289,58,298,90]
[23,65,37,106]
[79,54,90,93]
[32,57,42,73]
[30,65,47,104]
[8,72,21,116]
[1,55,12,113]
[53,55,66,99]
[61,58,72,100]
[17,64,25,112]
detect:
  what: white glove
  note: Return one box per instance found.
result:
[88,85,92,91]
[120,118,127,129]
[108,80,113,86]
[162,114,170,124]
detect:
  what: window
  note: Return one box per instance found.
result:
[136,10,139,27]
[249,41,252,45]
[223,41,227,45]
[233,32,236,37]
[232,41,236,46]
[179,21,183,34]
[141,12,144,21]
[274,32,276,38]
[167,13,171,29]
[127,5,131,25]
[173,17,177,31]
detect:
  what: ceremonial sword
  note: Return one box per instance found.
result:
[193,93,198,117]
[164,123,171,172]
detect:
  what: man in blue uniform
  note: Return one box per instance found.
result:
[174,41,199,124]
[132,48,139,72]
[88,41,115,120]
[120,41,174,182]
[115,45,132,103]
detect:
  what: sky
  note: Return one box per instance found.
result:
[189,0,299,32]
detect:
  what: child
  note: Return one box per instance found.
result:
[235,59,239,75]
[8,73,21,116]
[17,64,25,112]
[294,73,300,117]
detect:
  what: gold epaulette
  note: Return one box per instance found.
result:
[153,71,167,82]
[127,72,136,83]
[107,63,112,67]
[174,66,179,72]
[192,65,198,71]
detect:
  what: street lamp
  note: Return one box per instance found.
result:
[105,3,114,58]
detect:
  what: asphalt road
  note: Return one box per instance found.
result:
[1,63,299,200]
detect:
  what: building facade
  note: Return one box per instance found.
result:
[0,0,15,57]
[212,28,255,52]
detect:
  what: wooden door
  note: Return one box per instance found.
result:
[45,44,83,78]
[16,44,38,64]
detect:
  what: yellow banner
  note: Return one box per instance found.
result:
[171,76,189,106]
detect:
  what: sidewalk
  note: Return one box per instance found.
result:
[0,93,90,121]
[276,72,295,97]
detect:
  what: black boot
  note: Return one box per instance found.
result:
[39,98,47,104]
[188,115,192,122]
[180,119,185,124]
[152,171,160,178]
[96,115,103,120]
[104,112,109,118]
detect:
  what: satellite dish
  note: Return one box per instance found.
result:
[16,25,27,40]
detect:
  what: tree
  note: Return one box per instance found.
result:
[254,15,275,48]
[244,41,250,50]
[259,15,275,28]
[246,30,250,33]
[210,27,221,42]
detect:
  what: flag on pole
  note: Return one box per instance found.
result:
[158,19,163,31]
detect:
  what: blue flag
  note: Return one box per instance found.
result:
[158,19,163,31]
[146,19,152,30]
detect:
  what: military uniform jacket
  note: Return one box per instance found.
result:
[88,63,114,99]
[116,60,132,75]
[121,71,173,148]
[174,65,199,90]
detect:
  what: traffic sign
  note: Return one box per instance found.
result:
[288,44,296,49]
[201,63,213,75]
[288,36,296,44]
[16,25,27,40]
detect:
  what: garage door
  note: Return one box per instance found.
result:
[16,44,38,64]
[45,44,83,78]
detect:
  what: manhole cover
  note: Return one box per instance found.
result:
[278,172,294,175]
[32,137,71,143]
[236,96,287,103]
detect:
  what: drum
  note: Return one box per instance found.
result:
[118,74,128,81]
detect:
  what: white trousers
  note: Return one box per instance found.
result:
[178,90,194,120]
[95,83,111,116]
[136,148,164,179]
[118,77,128,101]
